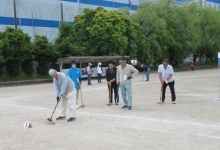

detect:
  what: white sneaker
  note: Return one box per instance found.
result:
[76,105,79,109]
[172,101,176,104]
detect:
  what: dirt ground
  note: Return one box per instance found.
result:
[1,68,220,150]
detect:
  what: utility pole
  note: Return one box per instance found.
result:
[60,2,64,22]
[13,0,17,29]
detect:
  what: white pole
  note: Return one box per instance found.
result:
[60,61,62,72]
[218,52,220,102]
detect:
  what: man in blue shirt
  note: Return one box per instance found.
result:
[67,60,82,109]
[141,64,150,81]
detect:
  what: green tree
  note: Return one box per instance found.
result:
[131,0,202,66]
[194,7,220,63]
[131,1,174,65]
[72,7,150,61]
[166,2,201,65]
[55,23,77,57]
[1,27,32,77]
[21,43,35,76]
[0,33,5,76]
[34,35,58,75]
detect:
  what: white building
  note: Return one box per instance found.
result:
[176,0,220,8]
[0,0,139,41]
[1,0,219,41]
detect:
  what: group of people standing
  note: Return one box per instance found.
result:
[84,57,140,110]
[48,56,177,122]
[84,62,103,85]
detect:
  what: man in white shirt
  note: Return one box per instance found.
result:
[117,56,139,110]
[97,62,103,83]
[158,59,176,104]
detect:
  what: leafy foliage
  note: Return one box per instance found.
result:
[55,7,150,62]
[1,3,220,80]
[33,35,58,75]
[1,28,31,77]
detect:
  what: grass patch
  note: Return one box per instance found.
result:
[0,72,51,82]
[175,62,217,70]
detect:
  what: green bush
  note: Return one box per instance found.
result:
[5,60,20,77]
[21,60,34,76]
[36,62,49,76]
[0,63,5,77]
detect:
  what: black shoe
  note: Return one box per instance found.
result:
[128,107,132,110]
[67,117,76,122]
[122,106,128,109]
[56,116,66,120]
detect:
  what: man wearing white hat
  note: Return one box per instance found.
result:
[49,69,77,122]
[97,62,103,83]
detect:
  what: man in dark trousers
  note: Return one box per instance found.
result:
[106,60,119,106]
[141,64,150,81]
[158,59,176,104]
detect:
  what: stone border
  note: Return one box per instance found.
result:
[0,79,52,87]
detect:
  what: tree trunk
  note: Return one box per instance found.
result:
[193,52,199,62]
[205,57,208,64]
[154,62,157,68]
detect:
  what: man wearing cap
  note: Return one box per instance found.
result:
[158,59,176,104]
[49,69,77,122]
[141,64,150,81]
[67,60,82,109]
[87,63,93,85]
[106,60,119,105]
[117,56,139,110]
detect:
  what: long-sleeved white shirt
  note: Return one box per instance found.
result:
[97,66,103,74]
[117,64,139,84]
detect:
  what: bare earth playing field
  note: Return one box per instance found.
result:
[1,69,220,150]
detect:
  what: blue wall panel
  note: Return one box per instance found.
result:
[0,0,138,28]
[61,0,137,10]
[0,16,73,28]
[207,0,220,4]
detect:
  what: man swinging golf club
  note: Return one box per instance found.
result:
[158,59,176,104]
[49,69,77,122]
